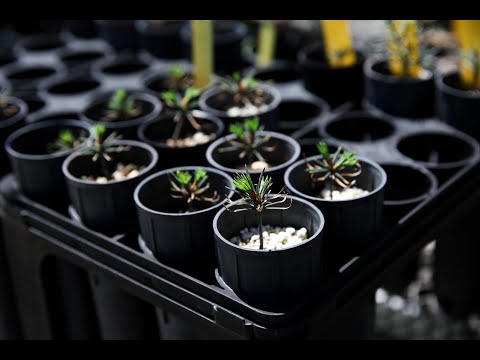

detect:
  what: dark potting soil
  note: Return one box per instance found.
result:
[205,89,273,113]
[85,99,152,123]
[47,79,100,95]
[142,114,217,148]
[146,73,194,94]
[0,103,20,122]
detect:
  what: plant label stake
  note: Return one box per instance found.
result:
[386,20,421,78]
[257,21,277,67]
[321,20,357,68]
[192,20,213,89]
[453,20,480,90]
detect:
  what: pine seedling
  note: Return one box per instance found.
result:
[305,141,362,200]
[103,89,141,121]
[169,168,220,213]
[225,167,291,250]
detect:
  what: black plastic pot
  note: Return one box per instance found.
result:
[91,53,151,90]
[81,90,162,140]
[95,20,139,51]
[276,96,329,135]
[135,20,185,60]
[39,74,102,112]
[396,131,479,184]
[323,111,395,143]
[140,67,193,96]
[364,58,435,119]
[379,162,438,295]
[284,156,386,274]
[206,131,301,192]
[64,20,97,39]
[3,63,63,95]
[249,61,303,94]
[5,120,91,208]
[63,140,158,235]
[58,46,111,74]
[13,33,66,64]
[199,83,281,131]
[0,96,28,177]
[298,43,364,109]
[180,20,249,75]
[138,110,224,170]
[213,195,325,311]
[134,166,234,278]
[436,72,480,141]
[27,110,81,124]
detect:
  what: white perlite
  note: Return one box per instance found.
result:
[227,103,268,117]
[321,187,369,200]
[165,132,214,148]
[232,225,309,251]
[82,163,144,183]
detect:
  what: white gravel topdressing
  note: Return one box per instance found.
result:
[227,103,268,117]
[320,187,370,200]
[82,163,144,183]
[165,132,214,148]
[231,225,309,251]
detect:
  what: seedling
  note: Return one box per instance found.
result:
[161,87,203,141]
[219,72,265,107]
[47,129,86,154]
[102,89,141,122]
[165,65,194,92]
[460,47,480,90]
[305,141,362,200]
[218,116,275,167]
[226,167,292,250]
[82,124,129,179]
[169,168,220,213]
[385,20,421,78]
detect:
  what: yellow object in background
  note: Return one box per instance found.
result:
[321,20,357,68]
[192,20,213,89]
[452,20,480,89]
[257,21,277,67]
[386,20,421,78]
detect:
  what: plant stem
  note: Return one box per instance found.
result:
[172,114,184,141]
[257,211,264,250]
[330,179,333,200]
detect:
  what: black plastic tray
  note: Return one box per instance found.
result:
[2,29,480,340]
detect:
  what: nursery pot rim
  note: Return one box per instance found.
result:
[5,119,91,161]
[27,109,81,124]
[0,96,28,129]
[198,83,282,119]
[92,53,150,77]
[81,89,162,130]
[137,109,224,149]
[436,71,480,100]
[284,155,387,204]
[62,140,158,186]
[134,166,234,217]
[14,33,66,53]
[206,130,301,175]
[213,195,325,253]
[364,57,433,85]
[396,130,480,170]
[323,109,396,142]
[38,73,102,97]
[3,62,63,82]
[379,161,438,207]
[298,42,365,70]
[58,43,111,62]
